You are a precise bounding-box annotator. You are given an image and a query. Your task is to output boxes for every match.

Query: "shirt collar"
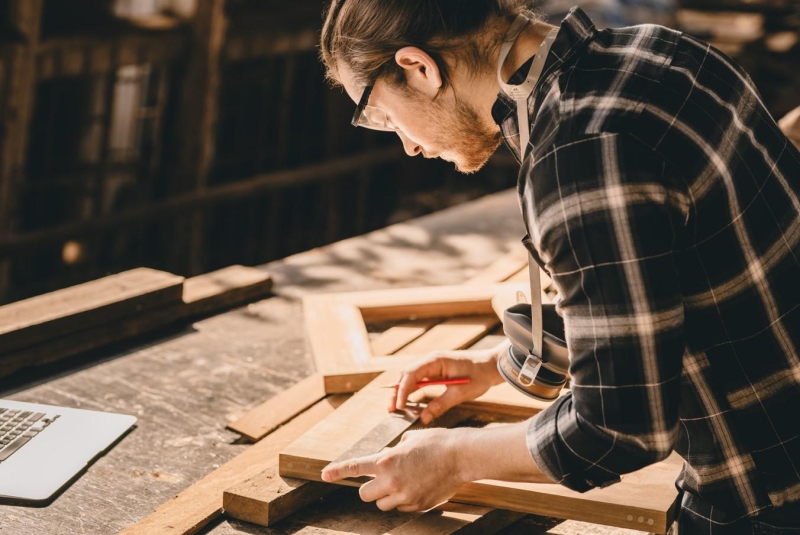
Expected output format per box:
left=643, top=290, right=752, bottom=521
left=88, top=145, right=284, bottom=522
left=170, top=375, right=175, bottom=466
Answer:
left=491, top=7, right=596, bottom=126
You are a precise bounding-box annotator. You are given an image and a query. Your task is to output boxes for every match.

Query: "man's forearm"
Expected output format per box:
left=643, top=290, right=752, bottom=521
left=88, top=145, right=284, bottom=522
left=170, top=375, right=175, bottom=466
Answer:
left=449, top=421, right=555, bottom=484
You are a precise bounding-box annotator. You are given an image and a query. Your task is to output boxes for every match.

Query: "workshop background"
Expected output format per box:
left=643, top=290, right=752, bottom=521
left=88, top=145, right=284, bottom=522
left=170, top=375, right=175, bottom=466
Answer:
left=0, top=0, right=798, bottom=305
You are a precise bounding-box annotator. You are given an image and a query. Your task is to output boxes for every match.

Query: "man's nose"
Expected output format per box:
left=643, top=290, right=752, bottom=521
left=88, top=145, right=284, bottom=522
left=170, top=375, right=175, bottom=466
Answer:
left=396, top=131, right=421, bottom=157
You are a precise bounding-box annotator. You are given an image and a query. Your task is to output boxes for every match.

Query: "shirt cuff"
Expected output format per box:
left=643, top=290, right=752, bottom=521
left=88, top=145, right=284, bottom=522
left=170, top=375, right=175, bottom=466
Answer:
left=526, top=393, right=623, bottom=492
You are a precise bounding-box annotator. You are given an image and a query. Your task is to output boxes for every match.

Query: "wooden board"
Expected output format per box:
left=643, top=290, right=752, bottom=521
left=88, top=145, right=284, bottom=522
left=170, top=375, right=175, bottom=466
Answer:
left=370, top=319, right=439, bottom=356
left=304, top=283, right=527, bottom=394
left=279, top=372, right=681, bottom=534
left=227, top=374, right=326, bottom=442
left=0, top=268, right=184, bottom=354
left=119, top=395, right=348, bottom=535
left=394, top=316, right=498, bottom=356
left=0, top=266, right=272, bottom=382
left=180, top=265, right=272, bottom=316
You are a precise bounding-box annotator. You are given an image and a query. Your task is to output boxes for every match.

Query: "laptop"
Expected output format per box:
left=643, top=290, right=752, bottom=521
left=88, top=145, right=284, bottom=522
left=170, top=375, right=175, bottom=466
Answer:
left=0, top=399, right=136, bottom=503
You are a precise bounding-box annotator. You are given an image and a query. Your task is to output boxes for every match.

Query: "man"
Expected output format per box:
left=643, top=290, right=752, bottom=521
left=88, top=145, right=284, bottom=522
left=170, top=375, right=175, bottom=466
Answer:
left=317, top=1, right=800, bottom=532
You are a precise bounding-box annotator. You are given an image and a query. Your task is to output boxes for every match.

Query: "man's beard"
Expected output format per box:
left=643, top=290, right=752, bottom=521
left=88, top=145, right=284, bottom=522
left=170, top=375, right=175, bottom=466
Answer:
left=429, top=95, right=502, bottom=174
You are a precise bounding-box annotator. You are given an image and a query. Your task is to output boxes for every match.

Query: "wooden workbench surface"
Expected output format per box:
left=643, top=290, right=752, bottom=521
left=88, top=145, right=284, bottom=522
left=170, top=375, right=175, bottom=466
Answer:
left=0, top=190, right=648, bottom=535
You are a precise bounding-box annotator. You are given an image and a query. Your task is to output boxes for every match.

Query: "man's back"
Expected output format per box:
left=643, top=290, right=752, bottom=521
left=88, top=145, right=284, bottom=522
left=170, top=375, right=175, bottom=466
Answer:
left=498, top=8, right=800, bottom=531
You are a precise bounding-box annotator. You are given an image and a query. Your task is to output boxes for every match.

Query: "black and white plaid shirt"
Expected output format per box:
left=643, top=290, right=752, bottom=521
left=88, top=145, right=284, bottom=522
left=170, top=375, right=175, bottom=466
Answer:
left=492, top=8, right=800, bottom=532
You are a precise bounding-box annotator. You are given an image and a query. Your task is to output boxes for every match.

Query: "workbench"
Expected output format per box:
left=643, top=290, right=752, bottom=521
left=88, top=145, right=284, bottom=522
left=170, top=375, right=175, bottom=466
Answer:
left=0, top=190, right=651, bottom=535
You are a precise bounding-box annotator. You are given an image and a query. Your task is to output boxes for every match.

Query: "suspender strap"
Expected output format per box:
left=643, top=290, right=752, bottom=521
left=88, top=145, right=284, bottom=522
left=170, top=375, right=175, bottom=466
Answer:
left=528, top=252, right=543, bottom=357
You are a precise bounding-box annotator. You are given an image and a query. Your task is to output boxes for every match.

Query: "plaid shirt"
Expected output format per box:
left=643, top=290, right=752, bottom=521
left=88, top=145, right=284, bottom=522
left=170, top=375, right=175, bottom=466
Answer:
left=492, top=8, right=800, bottom=531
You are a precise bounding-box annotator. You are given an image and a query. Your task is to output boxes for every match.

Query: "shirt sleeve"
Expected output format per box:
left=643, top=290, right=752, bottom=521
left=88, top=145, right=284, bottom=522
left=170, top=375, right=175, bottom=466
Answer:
left=522, top=133, right=688, bottom=492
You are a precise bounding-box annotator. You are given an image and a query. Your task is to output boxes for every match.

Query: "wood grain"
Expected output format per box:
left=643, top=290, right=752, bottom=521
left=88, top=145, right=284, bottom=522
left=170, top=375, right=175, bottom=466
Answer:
left=370, top=319, right=439, bottom=356
left=0, top=268, right=184, bottom=354
left=394, top=316, right=498, bottom=356
left=119, top=395, right=348, bottom=535
left=0, top=266, right=271, bottom=382
left=227, top=374, right=326, bottom=442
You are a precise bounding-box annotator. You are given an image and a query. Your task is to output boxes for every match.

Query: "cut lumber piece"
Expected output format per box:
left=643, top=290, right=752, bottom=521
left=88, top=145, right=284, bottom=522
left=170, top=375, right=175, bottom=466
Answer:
left=0, top=266, right=272, bottom=382
left=180, top=264, right=272, bottom=316
left=305, top=283, right=527, bottom=394
left=119, top=395, right=349, bottom=535
left=0, top=268, right=184, bottom=354
left=223, top=463, right=336, bottom=527
left=394, top=316, right=498, bottom=356
left=370, top=319, right=439, bottom=356
left=280, top=372, right=681, bottom=534
left=227, top=374, right=326, bottom=442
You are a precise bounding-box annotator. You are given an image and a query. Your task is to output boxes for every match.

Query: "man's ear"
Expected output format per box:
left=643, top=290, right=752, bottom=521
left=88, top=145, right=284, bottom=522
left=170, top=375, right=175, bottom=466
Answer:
left=395, top=46, right=442, bottom=96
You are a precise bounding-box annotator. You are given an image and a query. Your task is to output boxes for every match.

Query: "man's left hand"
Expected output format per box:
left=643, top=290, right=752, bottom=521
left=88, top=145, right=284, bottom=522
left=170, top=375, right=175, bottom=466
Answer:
left=321, top=427, right=466, bottom=512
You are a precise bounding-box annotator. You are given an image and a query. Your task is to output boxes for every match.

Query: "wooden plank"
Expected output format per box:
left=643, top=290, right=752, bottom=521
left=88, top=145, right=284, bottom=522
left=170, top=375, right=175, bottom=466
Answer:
left=227, top=374, right=326, bottom=442
left=0, top=0, right=43, bottom=303
left=0, top=268, right=184, bottom=354
left=394, top=316, right=498, bottom=356
left=370, top=319, right=439, bottom=356
left=464, top=250, right=527, bottom=285
left=223, top=463, right=337, bottom=527
left=119, top=395, right=348, bottom=535
left=0, top=266, right=272, bottom=381
left=181, top=264, right=272, bottom=316
left=169, top=0, right=227, bottom=275
left=280, top=372, right=681, bottom=534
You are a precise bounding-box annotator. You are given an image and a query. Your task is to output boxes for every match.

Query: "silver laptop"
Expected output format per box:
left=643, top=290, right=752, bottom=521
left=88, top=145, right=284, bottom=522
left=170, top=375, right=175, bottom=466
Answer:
left=0, top=399, right=136, bottom=503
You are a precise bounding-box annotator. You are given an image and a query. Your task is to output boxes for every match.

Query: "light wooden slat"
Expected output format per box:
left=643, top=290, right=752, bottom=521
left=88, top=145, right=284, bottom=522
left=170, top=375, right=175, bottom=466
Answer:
left=279, top=371, right=681, bottom=534
left=0, top=268, right=184, bottom=354
left=370, top=319, right=439, bottom=356
left=464, top=250, right=527, bottom=285
left=119, top=395, right=348, bottom=535
left=227, top=374, right=326, bottom=442
left=394, top=316, right=498, bottom=356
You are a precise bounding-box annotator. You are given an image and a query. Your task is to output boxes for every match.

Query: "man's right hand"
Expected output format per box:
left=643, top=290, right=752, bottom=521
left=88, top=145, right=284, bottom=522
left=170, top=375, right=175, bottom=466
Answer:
left=391, top=339, right=510, bottom=424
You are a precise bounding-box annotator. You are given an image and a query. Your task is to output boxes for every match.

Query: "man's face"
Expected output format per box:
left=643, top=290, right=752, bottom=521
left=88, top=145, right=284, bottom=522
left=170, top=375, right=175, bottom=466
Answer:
left=338, top=63, right=502, bottom=174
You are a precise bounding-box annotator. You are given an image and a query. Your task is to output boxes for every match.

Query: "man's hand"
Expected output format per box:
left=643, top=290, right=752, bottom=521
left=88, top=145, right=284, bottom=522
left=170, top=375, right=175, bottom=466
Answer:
left=321, top=427, right=465, bottom=512
left=321, top=422, right=553, bottom=513
left=391, top=341, right=509, bottom=424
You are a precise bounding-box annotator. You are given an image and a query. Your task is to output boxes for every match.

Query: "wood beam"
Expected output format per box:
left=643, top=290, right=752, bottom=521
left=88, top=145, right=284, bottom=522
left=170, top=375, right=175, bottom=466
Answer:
left=0, top=0, right=43, bottom=302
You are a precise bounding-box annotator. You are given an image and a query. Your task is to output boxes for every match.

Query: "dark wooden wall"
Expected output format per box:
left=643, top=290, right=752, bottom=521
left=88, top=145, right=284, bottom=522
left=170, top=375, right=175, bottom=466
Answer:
left=0, top=0, right=519, bottom=304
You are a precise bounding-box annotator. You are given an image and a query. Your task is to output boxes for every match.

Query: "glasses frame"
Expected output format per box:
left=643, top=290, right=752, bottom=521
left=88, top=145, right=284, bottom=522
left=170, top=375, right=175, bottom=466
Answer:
left=350, top=85, right=397, bottom=132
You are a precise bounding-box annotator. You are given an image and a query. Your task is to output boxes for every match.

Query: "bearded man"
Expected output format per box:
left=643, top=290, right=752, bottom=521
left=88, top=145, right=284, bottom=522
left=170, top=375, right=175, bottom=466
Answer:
left=317, top=1, right=800, bottom=532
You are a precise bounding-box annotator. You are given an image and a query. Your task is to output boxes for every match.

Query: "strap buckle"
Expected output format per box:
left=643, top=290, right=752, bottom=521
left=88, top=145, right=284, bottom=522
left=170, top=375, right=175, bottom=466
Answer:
left=518, top=353, right=543, bottom=386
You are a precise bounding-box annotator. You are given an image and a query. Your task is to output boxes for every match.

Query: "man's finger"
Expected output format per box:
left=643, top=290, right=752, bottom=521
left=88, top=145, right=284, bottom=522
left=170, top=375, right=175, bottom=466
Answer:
left=376, top=493, right=408, bottom=512
left=321, top=455, right=378, bottom=482
left=421, top=386, right=465, bottom=424
left=395, top=358, right=446, bottom=411
left=358, top=477, right=393, bottom=503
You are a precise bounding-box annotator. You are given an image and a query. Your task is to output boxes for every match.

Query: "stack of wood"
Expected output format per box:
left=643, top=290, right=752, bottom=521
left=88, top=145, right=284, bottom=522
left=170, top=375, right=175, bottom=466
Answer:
left=0, top=265, right=272, bottom=386
left=120, top=251, right=681, bottom=535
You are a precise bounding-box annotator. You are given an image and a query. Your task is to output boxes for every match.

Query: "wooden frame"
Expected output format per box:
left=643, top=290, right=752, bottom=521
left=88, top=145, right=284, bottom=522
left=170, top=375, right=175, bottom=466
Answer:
left=279, top=371, right=682, bottom=534
left=304, top=282, right=530, bottom=394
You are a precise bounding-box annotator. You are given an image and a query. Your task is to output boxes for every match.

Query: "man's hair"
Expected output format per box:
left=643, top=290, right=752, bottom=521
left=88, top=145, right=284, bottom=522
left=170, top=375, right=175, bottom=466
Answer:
left=320, top=0, right=536, bottom=91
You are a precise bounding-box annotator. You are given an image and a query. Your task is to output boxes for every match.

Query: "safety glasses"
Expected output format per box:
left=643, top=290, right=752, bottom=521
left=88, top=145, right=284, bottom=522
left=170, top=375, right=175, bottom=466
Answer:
left=351, top=85, right=397, bottom=132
